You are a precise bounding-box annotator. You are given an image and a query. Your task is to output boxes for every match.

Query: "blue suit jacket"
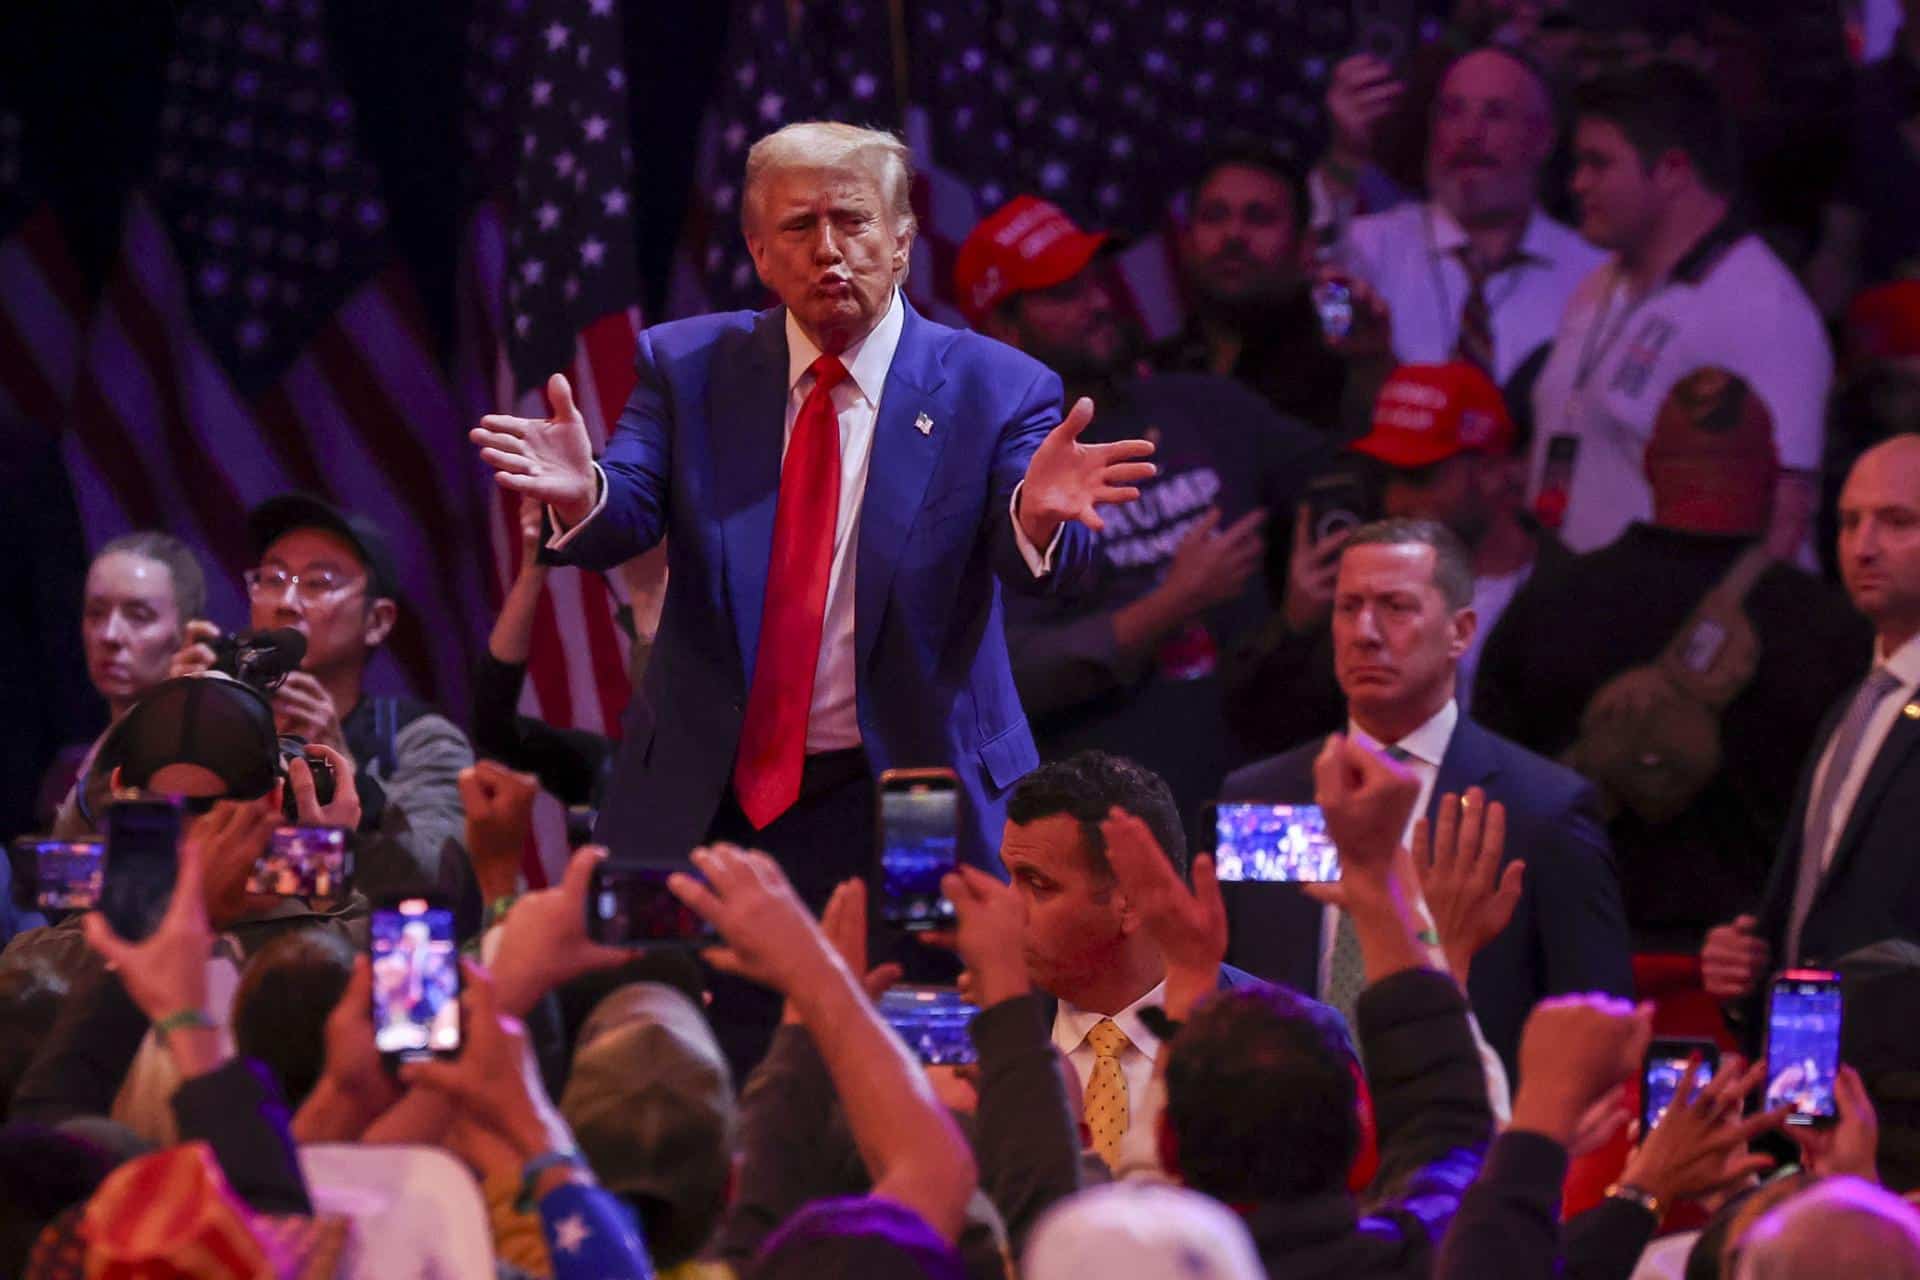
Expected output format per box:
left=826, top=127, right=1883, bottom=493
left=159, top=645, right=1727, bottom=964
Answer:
left=1218, top=715, right=1634, bottom=1079
left=551, top=297, right=1097, bottom=870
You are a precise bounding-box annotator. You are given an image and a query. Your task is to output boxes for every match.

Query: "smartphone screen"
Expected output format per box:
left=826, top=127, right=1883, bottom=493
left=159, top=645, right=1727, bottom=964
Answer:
left=585, top=863, right=711, bottom=946
left=879, top=985, right=980, bottom=1066
left=1304, top=471, right=1371, bottom=544
left=1207, top=803, right=1340, bottom=883
left=249, top=826, right=352, bottom=899
left=877, top=770, right=960, bottom=930
left=370, top=897, right=462, bottom=1063
left=101, top=800, right=183, bottom=942
left=1642, top=1038, right=1720, bottom=1133
left=9, top=838, right=105, bottom=913
left=1765, top=971, right=1844, bottom=1127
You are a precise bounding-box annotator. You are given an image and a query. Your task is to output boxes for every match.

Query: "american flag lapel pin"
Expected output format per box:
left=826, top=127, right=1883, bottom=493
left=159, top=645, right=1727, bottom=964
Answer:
left=914, top=411, right=934, bottom=436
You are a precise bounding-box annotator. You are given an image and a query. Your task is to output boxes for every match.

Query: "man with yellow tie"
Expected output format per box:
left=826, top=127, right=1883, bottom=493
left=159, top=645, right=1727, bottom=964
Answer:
left=996, top=750, right=1351, bottom=1173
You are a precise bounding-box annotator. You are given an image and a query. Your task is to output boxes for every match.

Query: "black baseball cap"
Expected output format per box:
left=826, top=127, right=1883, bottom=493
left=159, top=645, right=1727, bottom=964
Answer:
left=248, top=493, right=401, bottom=603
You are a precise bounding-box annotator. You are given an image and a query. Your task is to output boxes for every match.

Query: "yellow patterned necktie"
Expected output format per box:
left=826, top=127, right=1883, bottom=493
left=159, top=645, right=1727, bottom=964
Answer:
left=1084, top=1018, right=1131, bottom=1170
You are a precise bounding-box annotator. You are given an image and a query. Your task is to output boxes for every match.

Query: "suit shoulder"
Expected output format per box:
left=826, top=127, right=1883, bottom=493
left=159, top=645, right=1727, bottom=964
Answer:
left=637, top=309, right=762, bottom=357
left=1477, top=722, right=1595, bottom=814
left=941, top=324, right=1055, bottom=386
left=1220, top=739, right=1325, bottom=801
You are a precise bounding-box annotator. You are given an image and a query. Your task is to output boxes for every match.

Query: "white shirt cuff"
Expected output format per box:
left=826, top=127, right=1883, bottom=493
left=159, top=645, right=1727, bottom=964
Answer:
left=1010, top=480, right=1063, bottom=578
left=544, top=462, right=608, bottom=551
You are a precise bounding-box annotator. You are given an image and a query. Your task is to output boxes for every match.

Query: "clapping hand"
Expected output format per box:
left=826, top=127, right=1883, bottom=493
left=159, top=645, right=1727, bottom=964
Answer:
left=1413, top=788, right=1521, bottom=983
left=471, top=373, right=599, bottom=528
left=1100, top=807, right=1227, bottom=1020
left=1017, top=398, right=1156, bottom=545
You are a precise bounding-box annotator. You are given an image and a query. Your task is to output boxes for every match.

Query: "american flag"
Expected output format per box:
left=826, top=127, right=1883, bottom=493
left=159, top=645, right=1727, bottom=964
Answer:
left=41, top=0, right=490, bottom=711
left=459, top=0, right=645, bottom=885
left=674, top=0, right=1372, bottom=335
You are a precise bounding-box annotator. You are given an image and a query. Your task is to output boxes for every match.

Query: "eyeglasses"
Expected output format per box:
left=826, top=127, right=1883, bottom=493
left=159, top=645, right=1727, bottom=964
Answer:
left=243, top=566, right=364, bottom=605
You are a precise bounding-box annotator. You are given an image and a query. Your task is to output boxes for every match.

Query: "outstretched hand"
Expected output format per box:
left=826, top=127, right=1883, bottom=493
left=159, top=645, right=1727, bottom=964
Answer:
left=1017, top=398, right=1156, bottom=546
left=1413, top=788, right=1521, bottom=983
left=470, top=373, right=598, bottom=527
left=1100, top=807, right=1227, bottom=1019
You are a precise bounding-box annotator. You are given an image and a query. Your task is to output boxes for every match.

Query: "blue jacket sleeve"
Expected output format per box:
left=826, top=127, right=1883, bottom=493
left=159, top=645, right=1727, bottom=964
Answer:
left=547, top=328, right=674, bottom=570
left=1533, top=782, right=1636, bottom=1001
left=988, top=363, right=1098, bottom=597
left=539, top=1181, right=654, bottom=1280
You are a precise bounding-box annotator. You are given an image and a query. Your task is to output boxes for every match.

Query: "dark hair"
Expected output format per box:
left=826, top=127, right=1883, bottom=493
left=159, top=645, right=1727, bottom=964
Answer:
left=754, top=1196, right=967, bottom=1280
left=1573, top=61, right=1738, bottom=195
left=1340, top=518, right=1476, bottom=609
left=95, top=531, right=208, bottom=623
left=1005, top=750, right=1187, bottom=878
left=231, top=927, right=355, bottom=1107
left=1185, top=138, right=1310, bottom=237
left=1164, top=985, right=1360, bottom=1201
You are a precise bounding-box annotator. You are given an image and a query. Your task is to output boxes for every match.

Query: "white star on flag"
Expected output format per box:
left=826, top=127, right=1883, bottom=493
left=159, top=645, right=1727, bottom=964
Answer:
left=553, top=1213, right=592, bottom=1254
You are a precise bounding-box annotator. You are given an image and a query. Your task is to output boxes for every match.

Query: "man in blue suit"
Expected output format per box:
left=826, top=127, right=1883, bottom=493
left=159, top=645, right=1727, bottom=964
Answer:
left=470, top=123, right=1154, bottom=905
left=1219, top=518, right=1632, bottom=1079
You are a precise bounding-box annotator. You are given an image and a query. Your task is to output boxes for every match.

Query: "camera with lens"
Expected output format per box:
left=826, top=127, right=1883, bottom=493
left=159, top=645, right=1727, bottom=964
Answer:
left=208, top=628, right=335, bottom=819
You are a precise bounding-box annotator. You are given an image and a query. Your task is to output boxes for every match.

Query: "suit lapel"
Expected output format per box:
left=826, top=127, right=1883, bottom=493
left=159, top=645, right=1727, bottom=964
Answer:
left=1818, top=706, right=1920, bottom=896
left=713, top=309, right=791, bottom=684
left=854, top=299, right=952, bottom=671
left=1431, top=715, right=1501, bottom=820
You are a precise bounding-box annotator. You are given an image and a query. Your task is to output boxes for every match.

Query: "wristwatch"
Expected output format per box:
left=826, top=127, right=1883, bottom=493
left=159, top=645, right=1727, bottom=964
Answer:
left=1604, top=1181, right=1664, bottom=1222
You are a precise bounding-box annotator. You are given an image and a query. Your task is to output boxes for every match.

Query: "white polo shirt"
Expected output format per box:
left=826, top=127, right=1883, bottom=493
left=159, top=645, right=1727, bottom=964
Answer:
left=1527, top=223, right=1832, bottom=554
left=1343, top=201, right=1607, bottom=386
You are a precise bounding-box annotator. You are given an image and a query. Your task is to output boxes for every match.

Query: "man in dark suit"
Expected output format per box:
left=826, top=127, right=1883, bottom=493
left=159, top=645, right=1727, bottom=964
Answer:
left=989, top=751, right=1347, bottom=1176
left=1703, top=437, right=1920, bottom=1016
left=1220, top=518, right=1633, bottom=1079
left=468, top=122, right=1154, bottom=904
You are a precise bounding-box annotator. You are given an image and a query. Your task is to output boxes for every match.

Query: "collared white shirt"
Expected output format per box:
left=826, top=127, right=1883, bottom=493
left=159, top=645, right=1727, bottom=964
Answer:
left=1319, top=700, right=1459, bottom=995
left=1805, top=633, right=1920, bottom=875
left=1527, top=232, right=1831, bottom=555
left=553, top=288, right=1055, bottom=753
left=1343, top=201, right=1606, bottom=386
left=1054, top=977, right=1169, bottom=1178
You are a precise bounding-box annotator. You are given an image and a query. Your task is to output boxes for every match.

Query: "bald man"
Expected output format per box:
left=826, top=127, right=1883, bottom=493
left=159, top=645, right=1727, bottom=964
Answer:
left=1736, top=1178, right=1920, bottom=1280
left=1702, top=437, right=1920, bottom=1014
left=1333, top=46, right=1605, bottom=386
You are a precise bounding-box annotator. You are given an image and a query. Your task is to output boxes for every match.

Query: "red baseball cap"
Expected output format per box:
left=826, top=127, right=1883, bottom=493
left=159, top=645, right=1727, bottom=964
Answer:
left=1844, top=281, right=1920, bottom=369
left=952, top=195, right=1109, bottom=325
left=1351, top=362, right=1515, bottom=469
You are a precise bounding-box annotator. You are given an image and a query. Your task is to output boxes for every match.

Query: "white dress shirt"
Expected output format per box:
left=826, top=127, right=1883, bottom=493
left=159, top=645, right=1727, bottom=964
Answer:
left=1804, top=633, right=1920, bottom=874
left=1054, top=978, right=1170, bottom=1179
left=552, top=288, right=1056, bottom=753
left=1343, top=202, right=1606, bottom=386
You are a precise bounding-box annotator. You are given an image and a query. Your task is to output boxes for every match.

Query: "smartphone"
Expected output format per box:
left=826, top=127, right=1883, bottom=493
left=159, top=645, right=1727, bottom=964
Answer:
left=1764, top=970, right=1844, bottom=1128
left=1202, top=803, right=1341, bottom=883
left=1641, top=1037, right=1721, bottom=1133
left=1352, top=0, right=1417, bottom=67
left=1311, top=278, right=1355, bottom=342
left=565, top=805, right=599, bottom=851
left=880, top=985, right=980, bottom=1066
left=9, top=837, right=105, bottom=913
left=1303, top=470, right=1372, bottom=545
left=876, top=768, right=961, bottom=931
left=585, top=862, right=712, bottom=947
left=249, top=826, right=353, bottom=899
left=100, top=799, right=183, bottom=943
left=369, top=896, right=463, bottom=1065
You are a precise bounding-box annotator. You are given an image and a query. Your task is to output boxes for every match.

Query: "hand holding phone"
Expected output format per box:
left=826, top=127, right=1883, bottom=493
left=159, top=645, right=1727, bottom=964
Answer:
left=1765, top=971, right=1844, bottom=1127
left=876, top=769, right=961, bottom=931
left=1203, top=803, right=1340, bottom=882
left=370, top=896, right=463, bottom=1066
left=1641, top=1037, right=1721, bottom=1134
left=10, top=837, right=105, bottom=914
left=100, top=800, right=184, bottom=943
left=586, top=861, right=714, bottom=947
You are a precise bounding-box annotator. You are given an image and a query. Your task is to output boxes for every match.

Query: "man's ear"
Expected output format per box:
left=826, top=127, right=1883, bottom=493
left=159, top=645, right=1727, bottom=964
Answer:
left=363, top=598, right=398, bottom=648
left=1448, top=606, right=1478, bottom=662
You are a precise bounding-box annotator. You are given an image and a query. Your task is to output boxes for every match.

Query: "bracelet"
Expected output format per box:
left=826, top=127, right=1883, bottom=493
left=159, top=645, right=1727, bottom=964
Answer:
left=516, top=1149, right=586, bottom=1214
left=1416, top=928, right=1442, bottom=947
left=1604, top=1181, right=1664, bottom=1222
left=155, top=1008, right=218, bottom=1042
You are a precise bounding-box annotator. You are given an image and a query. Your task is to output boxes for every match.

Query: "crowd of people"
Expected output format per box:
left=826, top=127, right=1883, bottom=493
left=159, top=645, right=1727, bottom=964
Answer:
left=8, top=3, right=1920, bottom=1277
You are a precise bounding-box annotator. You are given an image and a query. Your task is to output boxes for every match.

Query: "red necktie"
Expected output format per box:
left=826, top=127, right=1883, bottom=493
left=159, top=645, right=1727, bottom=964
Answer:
left=732, top=353, right=849, bottom=828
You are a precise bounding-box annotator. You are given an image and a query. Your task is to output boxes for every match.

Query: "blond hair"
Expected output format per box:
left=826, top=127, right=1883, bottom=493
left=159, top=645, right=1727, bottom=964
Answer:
left=741, top=121, right=916, bottom=241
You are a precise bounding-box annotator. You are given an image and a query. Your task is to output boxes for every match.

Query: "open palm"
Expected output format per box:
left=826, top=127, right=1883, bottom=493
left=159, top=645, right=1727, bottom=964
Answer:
left=1018, top=397, right=1156, bottom=543
left=469, top=373, right=598, bottom=524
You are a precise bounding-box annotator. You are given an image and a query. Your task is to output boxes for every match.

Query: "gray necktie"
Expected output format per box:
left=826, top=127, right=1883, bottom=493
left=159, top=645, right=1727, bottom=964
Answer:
left=1325, top=744, right=1414, bottom=1025
left=1786, top=667, right=1902, bottom=965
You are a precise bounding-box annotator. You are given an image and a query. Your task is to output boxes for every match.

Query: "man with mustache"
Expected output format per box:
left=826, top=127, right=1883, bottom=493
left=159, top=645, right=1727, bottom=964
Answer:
left=1331, top=46, right=1603, bottom=391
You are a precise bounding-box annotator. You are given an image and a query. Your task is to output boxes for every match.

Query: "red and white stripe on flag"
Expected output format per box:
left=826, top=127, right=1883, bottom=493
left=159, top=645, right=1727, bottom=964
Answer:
left=0, top=205, right=88, bottom=434
left=460, top=197, right=637, bottom=889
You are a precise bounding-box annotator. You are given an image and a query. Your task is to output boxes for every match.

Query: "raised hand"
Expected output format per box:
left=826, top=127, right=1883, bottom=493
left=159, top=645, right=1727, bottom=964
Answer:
left=489, top=845, right=630, bottom=1017
left=1283, top=503, right=1350, bottom=633
left=935, top=865, right=1030, bottom=1009
left=1017, top=398, right=1156, bottom=545
left=287, top=743, right=361, bottom=831
left=668, top=843, right=843, bottom=996
left=1100, top=807, right=1227, bottom=1019
left=460, top=760, right=541, bottom=903
left=273, top=672, right=347, bottom=753
left=1162, top=508, right=1268, bottom=617
left=1311, top=734, right=1420, bottom=886
left=1791, top=1064, right=1880, bottom=1181
left=470, top=373, right=598, bottom=528
left=1324, top=53, right=1404, bottom=173
left=1510, top=994, right=1653, bottom=1146
left=1413, top=788, right=1521, bottom=983
left=169, top=618, right=223, bottom=679
left=1620, top=1054, right=1786, bottom=1210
